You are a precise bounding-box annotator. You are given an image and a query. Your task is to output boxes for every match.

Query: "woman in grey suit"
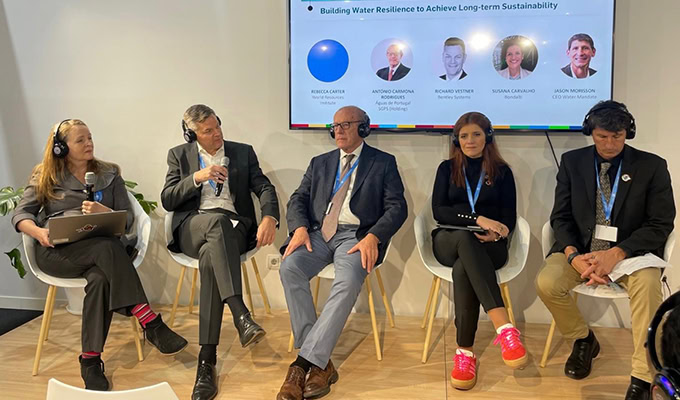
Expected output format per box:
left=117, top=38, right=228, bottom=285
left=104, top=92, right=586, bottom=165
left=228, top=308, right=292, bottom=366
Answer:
left=12, top=119, right=188, bottom=391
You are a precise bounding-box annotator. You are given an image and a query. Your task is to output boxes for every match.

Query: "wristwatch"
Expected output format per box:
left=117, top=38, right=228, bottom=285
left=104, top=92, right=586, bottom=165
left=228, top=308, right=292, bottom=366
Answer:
left=567, top=251, right=580, bottom=265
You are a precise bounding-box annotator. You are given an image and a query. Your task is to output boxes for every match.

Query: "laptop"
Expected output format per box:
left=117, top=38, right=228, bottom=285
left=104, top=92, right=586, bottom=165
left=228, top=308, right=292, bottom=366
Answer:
left=48, top=211, right=127, bottom=245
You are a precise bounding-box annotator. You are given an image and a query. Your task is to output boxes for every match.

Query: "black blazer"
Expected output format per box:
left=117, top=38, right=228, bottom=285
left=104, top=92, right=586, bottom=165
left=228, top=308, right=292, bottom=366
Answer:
left=161, top=140, right=279, bottom=252
left=549, top=145, right=675, bottom=257
left=376, top=64, right=411, bottom=81
left=439, top=70, right=468, bottom=80
left=281, top=143, right=407, bottom=264
left=561, top=64, right=597, bottom=77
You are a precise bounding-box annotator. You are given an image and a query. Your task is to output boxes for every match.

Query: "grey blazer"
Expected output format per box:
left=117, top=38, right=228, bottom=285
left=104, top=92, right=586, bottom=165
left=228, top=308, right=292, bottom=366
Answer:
left=12, top=164, right=133, bottom=232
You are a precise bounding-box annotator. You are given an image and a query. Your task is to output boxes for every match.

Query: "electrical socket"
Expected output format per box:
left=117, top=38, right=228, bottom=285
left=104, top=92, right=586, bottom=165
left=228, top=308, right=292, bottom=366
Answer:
left=267, top=254, right=281, bottom=270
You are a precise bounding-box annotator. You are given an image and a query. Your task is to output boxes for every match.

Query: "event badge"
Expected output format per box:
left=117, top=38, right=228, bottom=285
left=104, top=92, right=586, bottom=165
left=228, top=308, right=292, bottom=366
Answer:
left=594, top=224, right=617, bottom=242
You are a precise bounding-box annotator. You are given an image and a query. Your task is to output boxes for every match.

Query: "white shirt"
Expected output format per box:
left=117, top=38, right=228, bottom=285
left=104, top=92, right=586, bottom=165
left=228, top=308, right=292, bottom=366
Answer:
left=337, top=142, right=363, bottom=225
left=570, top=64, right=591, bottom=79
left=443, top=70, right=464, bottom=81
left=193, top=142, right=237, bottom=213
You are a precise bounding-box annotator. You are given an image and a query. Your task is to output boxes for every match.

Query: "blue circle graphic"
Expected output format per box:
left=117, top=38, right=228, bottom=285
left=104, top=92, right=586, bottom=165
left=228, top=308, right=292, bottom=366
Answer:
left=307, top=40, right=349, bottom=83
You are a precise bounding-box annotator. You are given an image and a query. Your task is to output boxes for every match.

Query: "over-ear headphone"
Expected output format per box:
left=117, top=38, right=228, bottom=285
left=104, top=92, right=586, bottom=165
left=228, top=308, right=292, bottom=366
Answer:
left=182, top=115, right=222, bottom=143
left=647, top=291, right=680, bottom=400
left=52, top=119, right=71, bottom=158
left=452, top=115, right=494, bottom=148
left=582, top=101, right=637, bottom=139
left=329, top=112, right=371, bottom=139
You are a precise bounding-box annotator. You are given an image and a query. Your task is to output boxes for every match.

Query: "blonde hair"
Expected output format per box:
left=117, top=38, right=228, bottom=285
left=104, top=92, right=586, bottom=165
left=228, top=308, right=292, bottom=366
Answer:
left=30, top=119, right=118, bottom=204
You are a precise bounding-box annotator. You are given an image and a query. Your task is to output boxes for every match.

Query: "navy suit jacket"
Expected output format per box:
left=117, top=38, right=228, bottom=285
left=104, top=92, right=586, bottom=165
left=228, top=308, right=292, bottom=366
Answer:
left=281, top=143, right=407, bottom=264
left=161, top=140, right=279, bottom=252
left=549, top=145, right=674, bottom=258
left=376, top=64, right=411, bottom=81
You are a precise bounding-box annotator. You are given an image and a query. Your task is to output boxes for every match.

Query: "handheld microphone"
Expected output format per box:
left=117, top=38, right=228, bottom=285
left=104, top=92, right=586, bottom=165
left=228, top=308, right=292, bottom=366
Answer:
left=85, top=172, right=96, bottom=201
left=215, top=156, right=230, bottom=197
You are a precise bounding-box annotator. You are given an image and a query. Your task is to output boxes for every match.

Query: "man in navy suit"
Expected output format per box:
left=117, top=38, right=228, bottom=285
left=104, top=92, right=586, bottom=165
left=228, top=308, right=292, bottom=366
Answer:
left=276, top=106, right=407, bottom=400
left=376, top=43, right=411, bottom=81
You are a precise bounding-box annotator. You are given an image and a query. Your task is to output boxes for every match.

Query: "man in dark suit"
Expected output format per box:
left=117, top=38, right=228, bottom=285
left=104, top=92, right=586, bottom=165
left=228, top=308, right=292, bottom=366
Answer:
left=276, top=106, right=407, bottom=400
left=161, top=104, right=279, bottom=400
left=376, top=43, right=411, bottom=81
left=536, top=101, right=675, bottom=400
left=561, top=33, right=597, bottom=79
left=439, top=37, right=468, bottom=81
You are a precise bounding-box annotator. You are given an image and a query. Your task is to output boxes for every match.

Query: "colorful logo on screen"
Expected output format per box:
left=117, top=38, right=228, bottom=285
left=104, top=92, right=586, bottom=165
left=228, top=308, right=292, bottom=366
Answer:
left=76, top=224, right=98, bottom=233
left=307, top=39, right=349, bottom=82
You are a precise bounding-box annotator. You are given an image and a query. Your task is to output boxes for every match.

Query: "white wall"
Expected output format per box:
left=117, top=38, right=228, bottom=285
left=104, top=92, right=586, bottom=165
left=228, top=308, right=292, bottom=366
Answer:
left=0, top=0, right=678, bottom=329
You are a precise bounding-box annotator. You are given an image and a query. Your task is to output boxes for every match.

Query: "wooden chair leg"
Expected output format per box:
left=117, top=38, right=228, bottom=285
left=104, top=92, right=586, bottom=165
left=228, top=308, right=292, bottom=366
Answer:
left=188, top=269, right=198, bottom=315
left=33, top=285, right=56, bottom=376
left=540, top=318, right=557, bottom=368
left=242, top=262, right=255, bottom=317
left=421, top=276, right=437, bottom=329
left=130, top=318, right=144, bottom=362
left=287, top=331, right=295, bottom=353
left=500, top=283, right=516, bottom=327
left=251, top=258, right=271, bottom=315
left=169, top=266, right=187, bottom=328
left=422, top=277, right=442, bottom=364
left=374, top=269, right=395, bottom=328
left=43, top=286, right=58, bottom=342
left=366, top=275, right=382, bottom=361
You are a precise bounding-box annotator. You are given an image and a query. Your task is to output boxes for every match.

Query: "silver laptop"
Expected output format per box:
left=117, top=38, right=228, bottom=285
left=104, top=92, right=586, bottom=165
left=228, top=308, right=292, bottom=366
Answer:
left=48, top=211, right=127, bottom=245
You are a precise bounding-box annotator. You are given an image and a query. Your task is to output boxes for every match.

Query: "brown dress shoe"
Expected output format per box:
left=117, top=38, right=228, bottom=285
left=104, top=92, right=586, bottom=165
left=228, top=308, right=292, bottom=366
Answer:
left=277, top=365, right=306, bottom=400
left=304, top=360, right=339, bottom=399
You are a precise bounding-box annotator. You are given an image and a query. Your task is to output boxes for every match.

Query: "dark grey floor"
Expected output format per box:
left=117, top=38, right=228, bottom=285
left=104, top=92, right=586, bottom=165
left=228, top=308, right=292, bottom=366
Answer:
left=0, top=308, right=42, bottom=336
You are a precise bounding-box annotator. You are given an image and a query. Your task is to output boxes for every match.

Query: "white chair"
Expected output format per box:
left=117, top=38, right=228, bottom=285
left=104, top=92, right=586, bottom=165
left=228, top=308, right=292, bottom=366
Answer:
left=415, top=197, right=530, bottom=363
left=27, top=192, right=150, bottom=376
left=286, top=243, right=395, bottom=361
left=538, top=222, right=676, bottom=367
left=46, top=378, right=179, bottom=399
left=164, top=211, right=272, bottom=328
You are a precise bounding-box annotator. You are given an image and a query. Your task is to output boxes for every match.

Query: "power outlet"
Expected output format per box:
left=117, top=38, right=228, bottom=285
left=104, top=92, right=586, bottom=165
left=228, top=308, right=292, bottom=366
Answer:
left=267, top=254, right=281, bottom=270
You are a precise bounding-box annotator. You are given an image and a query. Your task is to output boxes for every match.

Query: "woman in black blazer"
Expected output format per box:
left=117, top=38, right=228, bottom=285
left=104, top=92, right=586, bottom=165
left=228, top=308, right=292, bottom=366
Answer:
left=12, top=119, right=187, bottom=391
left=431, top=112, right=527, bottom=390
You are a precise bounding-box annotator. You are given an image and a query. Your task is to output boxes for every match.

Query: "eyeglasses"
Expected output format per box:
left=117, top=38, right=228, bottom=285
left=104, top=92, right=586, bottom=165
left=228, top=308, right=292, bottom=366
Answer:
left=330, top=120, right=363, bottom=131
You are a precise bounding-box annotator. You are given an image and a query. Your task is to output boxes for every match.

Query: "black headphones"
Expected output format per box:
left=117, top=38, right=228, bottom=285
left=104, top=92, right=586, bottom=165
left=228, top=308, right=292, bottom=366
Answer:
left=182, top=115, right=222, bottom=143
left=582, top=101, right=637, bottom=139
left=452, top=114, right=494, bottom=148
left=647, top=291, right=680, bottom=400
left=329, top=112, right=371, bottom=139
left=52, top=119, right=71, bottom=158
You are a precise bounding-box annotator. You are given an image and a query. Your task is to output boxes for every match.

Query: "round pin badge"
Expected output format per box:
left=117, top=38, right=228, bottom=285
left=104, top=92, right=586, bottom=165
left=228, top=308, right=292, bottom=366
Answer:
left=94, top=191, right=103, bottom=202
left=621, top=174, right=631, bottom=182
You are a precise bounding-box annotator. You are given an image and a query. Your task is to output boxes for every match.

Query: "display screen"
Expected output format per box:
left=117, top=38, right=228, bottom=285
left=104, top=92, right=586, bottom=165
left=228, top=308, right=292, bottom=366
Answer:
left=289, top=0, right=615, bottom=131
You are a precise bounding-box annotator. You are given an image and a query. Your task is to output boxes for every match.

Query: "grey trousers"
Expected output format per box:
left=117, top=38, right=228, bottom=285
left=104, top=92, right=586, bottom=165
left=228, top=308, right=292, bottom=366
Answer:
left=280, top=227, right=368, bottom=369
left=177, top=210, right=249, bottom=345
left=36, top=237, right=148, bottom=353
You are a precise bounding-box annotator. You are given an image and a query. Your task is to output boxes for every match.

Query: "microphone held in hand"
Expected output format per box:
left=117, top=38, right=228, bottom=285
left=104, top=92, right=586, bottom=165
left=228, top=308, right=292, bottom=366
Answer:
left=84, top=172, right=96, bottom=201
left=215, top=156, right=230, bottom=197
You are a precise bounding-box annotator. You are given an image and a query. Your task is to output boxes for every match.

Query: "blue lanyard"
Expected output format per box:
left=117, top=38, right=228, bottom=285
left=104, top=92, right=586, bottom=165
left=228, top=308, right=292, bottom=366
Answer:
left=595, top=159, right=622, bottom=223
left=332, top=156, right=360, bottom=196
left=198, top=154, right=217, bottom=191
left=463, top=167, right=484, bottom=214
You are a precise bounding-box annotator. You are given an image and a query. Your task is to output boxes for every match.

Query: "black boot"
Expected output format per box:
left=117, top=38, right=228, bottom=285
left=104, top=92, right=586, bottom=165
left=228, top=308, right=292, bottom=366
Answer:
left=79, top=355, right=109, bottom=391
left=144, top=314, right=188, bottom=355
left=564, top=330, right=600, bottom=379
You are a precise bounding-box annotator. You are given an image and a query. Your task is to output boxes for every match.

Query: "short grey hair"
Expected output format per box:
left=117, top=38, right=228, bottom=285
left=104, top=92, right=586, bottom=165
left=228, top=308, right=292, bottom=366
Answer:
left=183, top=104, right=216, bottom=131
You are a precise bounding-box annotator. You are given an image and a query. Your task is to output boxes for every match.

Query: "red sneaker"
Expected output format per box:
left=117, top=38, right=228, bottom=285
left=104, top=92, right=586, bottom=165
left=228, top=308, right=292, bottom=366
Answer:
left=450, top=350, right=477, bottom=390
left=493, top=326, right=528, bottom=369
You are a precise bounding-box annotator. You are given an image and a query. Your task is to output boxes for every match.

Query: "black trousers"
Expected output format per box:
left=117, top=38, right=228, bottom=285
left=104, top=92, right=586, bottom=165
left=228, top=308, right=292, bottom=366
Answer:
left=432, top=229, right=508, bottom=348
left=177, top=210, right=250, bottom=345
left=36, top=237, right=148, bottom=353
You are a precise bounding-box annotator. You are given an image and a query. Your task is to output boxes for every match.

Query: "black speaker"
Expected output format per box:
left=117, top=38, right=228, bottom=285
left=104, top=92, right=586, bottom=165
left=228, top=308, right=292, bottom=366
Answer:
left=582, top=101, right=636, bottom=139
left=182, top=115, right=222, bottom=143
left=330, top=112, right=371, bottom=139
left=647, top=291, right=680, bottom=400
left=52, top=119, right=71, bottom=158
left=453, top=117, right=494, bottom=148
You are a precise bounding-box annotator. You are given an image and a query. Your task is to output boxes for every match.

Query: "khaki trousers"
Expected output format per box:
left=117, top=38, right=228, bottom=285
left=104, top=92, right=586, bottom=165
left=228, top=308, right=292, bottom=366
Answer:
left=535, top=253, right=662, bottom=382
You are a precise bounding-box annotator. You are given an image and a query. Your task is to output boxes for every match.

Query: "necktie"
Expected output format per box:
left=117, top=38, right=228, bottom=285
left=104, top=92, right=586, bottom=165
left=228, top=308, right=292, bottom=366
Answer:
left=388, top=68, right=394, bottom=81
left=321, top=154, right=355, bottom=242
left=590, top=162, right=612, bottom=251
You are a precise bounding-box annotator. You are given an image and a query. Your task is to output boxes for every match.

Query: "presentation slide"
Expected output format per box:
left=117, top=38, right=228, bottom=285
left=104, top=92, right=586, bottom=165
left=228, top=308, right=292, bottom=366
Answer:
left=289, top=0, right=615, bottom=131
